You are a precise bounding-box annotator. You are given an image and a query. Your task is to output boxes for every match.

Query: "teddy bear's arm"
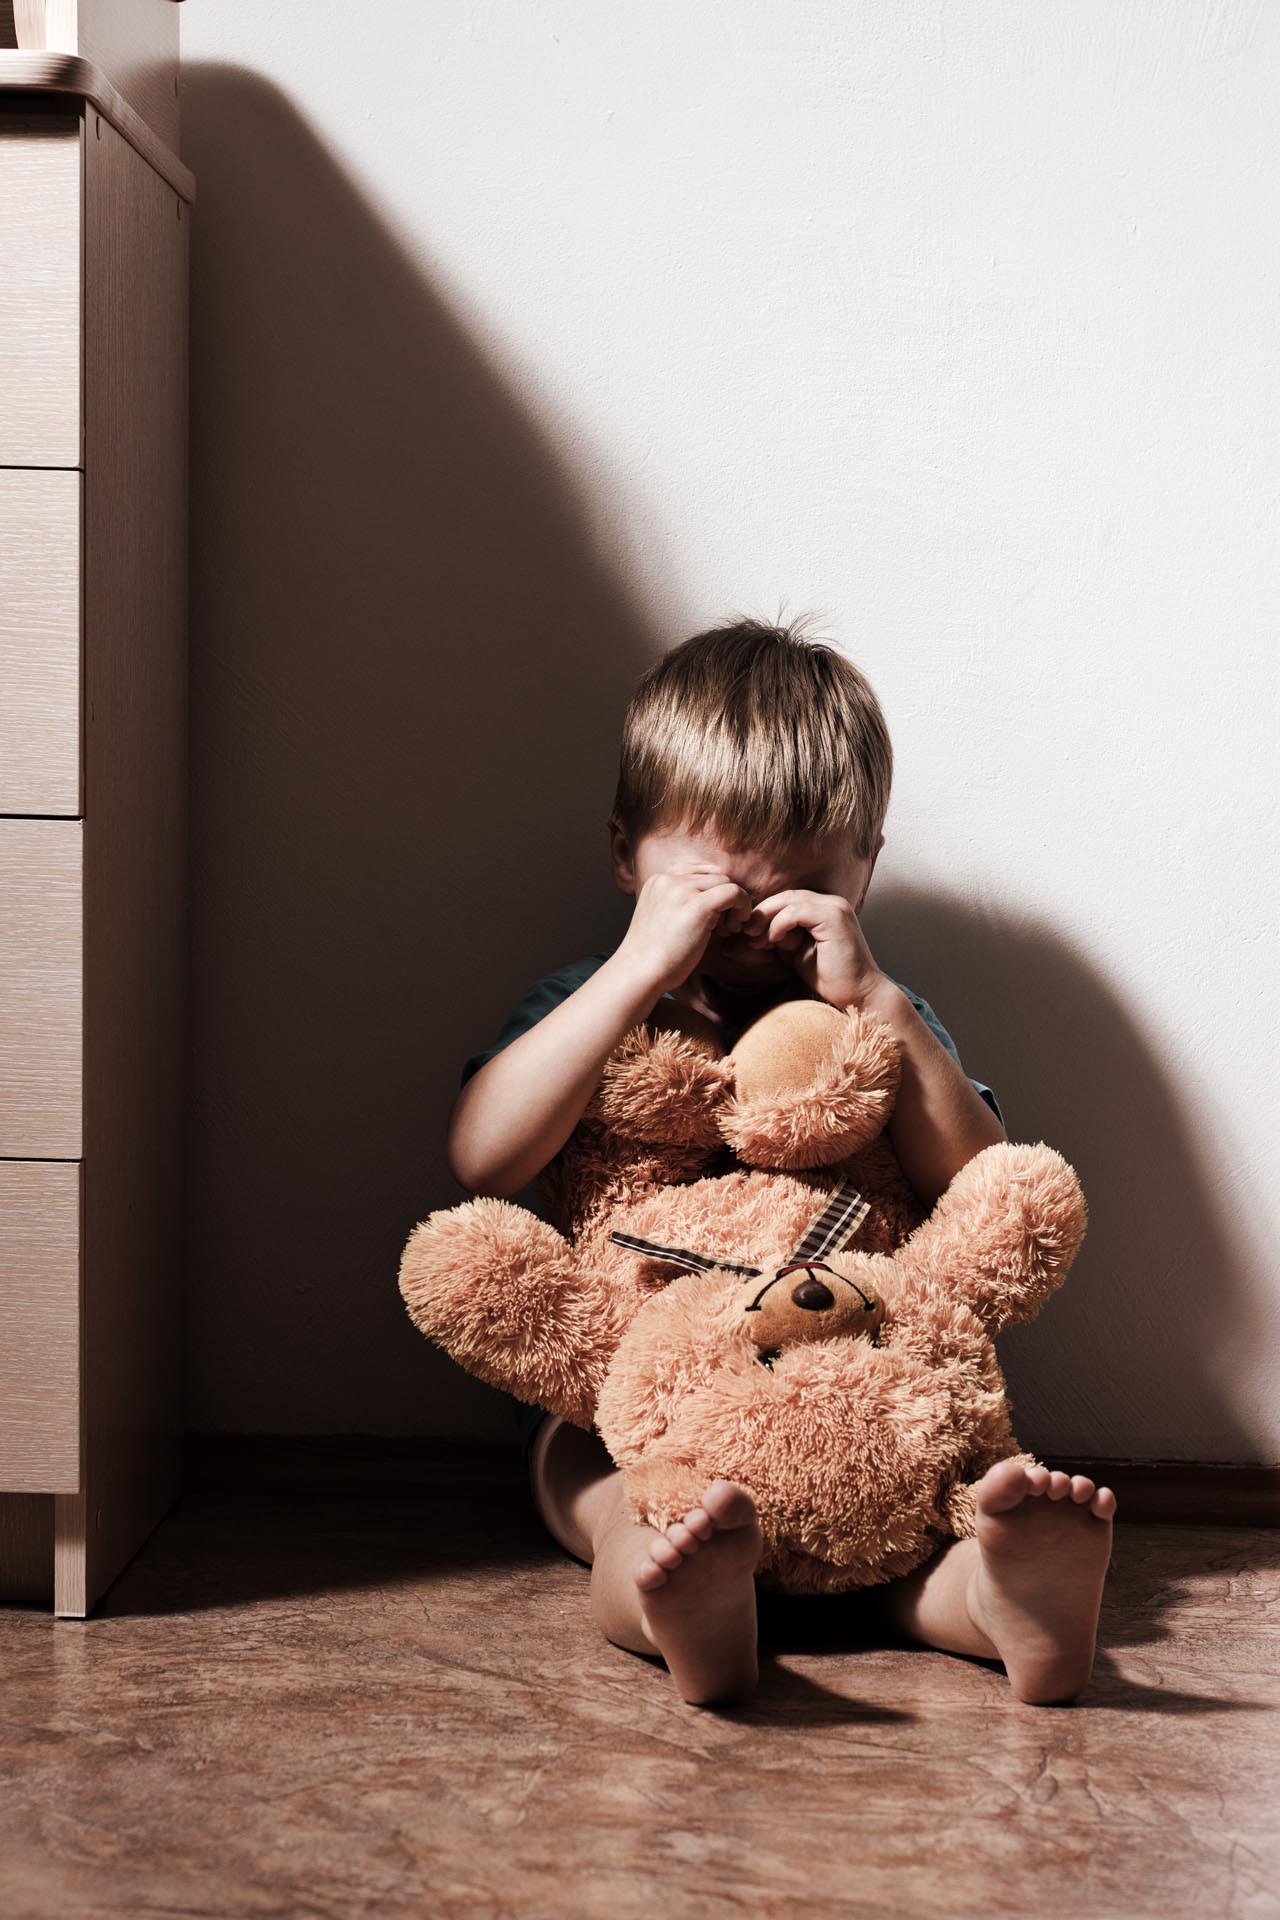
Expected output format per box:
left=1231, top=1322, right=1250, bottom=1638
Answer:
left=397, top=1196, right=634, bottom=1427
left=589, top=1024, right=733, bottom=1147
left=540, top=1026, right=735, bottom=1229
left=890, top=1141, right=1088, bottom=1332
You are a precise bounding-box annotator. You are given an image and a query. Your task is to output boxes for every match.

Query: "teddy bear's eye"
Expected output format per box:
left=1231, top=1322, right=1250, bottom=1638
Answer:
left=755, top=1347, right=781, bottom=1369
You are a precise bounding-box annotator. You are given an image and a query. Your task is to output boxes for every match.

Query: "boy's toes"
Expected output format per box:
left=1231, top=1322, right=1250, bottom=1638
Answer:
left=1059, top=1471, right=1117, bottom=1520
left=978, top=1459, right=1035, bottom=1513
left=700, top=1480, right=759, bottom=1529
left=666, top=1522, right=702, bottom=1556
left=1047, top=1470, right=1073, bottom=1499
left=634, top=1556, right=668, bottom=1591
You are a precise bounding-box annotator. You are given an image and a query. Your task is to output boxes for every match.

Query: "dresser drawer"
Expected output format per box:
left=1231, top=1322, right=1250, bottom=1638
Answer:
left=0, top=1160, right=80, bottom=1494
left=0, top=113, right=81, bottom=467
left=0, top=468, right=81, bottom=815
left=0, top=819, right=82, bottom=1157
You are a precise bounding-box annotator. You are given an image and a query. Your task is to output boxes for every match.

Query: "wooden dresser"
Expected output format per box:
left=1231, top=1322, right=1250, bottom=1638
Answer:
left=0, top=0, right=194, bottom=1614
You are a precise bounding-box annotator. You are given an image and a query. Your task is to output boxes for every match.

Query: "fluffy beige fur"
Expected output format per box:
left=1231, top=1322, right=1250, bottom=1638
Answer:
left=397, top=1001, right=1087, bottom=1592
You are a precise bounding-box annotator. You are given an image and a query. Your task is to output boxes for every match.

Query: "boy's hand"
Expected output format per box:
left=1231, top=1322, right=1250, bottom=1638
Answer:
left=744, top=889, right=890, bottom=1011
left=617, top=866, right=755, bottom=999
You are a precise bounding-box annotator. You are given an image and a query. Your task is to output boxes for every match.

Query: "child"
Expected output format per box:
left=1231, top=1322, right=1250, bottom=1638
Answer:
left=449, top=617, right=1115, bottom=1709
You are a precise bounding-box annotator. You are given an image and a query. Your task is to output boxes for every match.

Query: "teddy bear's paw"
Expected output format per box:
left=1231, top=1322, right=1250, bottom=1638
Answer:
left=720, top=1001, right=901, bottom=1170
left=589, top=1025, right=733, bottom=1148
left=894, top=1142, right=1088, bottom=1330
left=396, top=1198, right=619, bottom=1427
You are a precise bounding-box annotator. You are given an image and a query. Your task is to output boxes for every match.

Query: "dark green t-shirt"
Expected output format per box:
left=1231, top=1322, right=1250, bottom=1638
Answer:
left=460, top=952, right=1002, bottom=1455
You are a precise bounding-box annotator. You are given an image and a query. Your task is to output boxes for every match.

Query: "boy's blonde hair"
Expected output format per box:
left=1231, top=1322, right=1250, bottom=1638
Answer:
left=612, top=614, right=892, bottom=862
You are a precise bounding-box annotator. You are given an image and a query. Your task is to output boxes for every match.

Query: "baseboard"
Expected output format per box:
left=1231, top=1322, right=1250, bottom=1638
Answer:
left=180, top=1435, right=1280, bottom=1525
left=1066, top=1458, right=1280, bottom=1525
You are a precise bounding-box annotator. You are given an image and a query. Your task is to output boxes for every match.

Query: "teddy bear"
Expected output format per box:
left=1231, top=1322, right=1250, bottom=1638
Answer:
left=397, top=996, right=1088, bottom=1593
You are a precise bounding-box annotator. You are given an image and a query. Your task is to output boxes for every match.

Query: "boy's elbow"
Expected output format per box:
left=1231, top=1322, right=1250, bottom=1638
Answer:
left=446, top=1086, right=500, bottom=1194
left=445, top=1115, right=481, bottom=1193
left=446, top=1141, right=492, bottom=1195
left=446, top=1133, right=523, bottom=1199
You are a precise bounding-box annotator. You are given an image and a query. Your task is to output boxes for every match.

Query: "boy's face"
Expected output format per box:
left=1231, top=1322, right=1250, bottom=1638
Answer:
left=609, top=817, right=882, bottom=987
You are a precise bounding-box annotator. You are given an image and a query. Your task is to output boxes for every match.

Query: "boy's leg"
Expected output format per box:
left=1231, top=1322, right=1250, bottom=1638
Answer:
left=529, top=1415, right=762, bottom=1707
left=872, top=1459, right=1117, bottom=1704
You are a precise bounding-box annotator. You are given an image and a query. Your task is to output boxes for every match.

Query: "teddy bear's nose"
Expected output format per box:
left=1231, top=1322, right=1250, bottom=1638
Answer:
left=790, top=1276, right=835, bottom=1311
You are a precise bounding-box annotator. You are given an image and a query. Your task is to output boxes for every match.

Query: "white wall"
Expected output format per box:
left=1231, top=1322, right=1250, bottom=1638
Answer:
left=181, top=1, right=1280, bottom=1463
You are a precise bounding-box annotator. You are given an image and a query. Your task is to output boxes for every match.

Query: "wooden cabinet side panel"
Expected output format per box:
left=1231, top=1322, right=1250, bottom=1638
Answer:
left=68, top=106, right=187, bottom=1615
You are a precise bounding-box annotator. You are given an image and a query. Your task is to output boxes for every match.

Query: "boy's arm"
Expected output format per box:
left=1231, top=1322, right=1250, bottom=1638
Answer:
left=857, top=978, right=1007, bottom=1210
left=448, top=868, right=753, bottom=1196
left=447, top=952, right=662, bottom=1195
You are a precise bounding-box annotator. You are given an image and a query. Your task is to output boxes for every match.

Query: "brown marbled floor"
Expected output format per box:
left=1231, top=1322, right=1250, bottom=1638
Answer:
left=2, top=1439, right=1278, bottom=1920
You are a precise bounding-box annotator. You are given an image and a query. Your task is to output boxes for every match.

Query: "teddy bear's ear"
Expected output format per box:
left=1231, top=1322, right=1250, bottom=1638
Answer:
left=588, top=1025, right=733, bottom=1148
left=719, top=1002, right=901, bottom=1170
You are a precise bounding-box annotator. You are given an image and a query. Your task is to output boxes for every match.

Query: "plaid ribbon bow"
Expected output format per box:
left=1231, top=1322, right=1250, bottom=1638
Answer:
left=608, top=1176, right=871, bottom=1279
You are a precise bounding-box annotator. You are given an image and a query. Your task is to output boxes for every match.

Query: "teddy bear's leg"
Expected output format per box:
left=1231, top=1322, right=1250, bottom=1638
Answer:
left=891, top=1141, right=1088, bottom=1330
left=397, top=1197, right=630, bottom=1428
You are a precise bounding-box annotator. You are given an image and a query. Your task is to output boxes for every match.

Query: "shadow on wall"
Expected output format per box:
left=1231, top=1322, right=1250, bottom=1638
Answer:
left=182, top=65, right=643, bottom=1437
left=865, top=897, right=1273, bottom=1466
left=181, top=64, right=1269, bottom=1469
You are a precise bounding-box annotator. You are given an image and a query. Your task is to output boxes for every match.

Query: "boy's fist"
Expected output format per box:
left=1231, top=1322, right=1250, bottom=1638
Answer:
left=617, top=866, right=754, bottom=998
left=745, top=889, right=888, bottom=1011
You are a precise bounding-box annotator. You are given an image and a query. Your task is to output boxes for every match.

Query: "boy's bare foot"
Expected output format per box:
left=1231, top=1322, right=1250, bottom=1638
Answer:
left=967, top=1459, right=1117, bottom=1704
left=632, top=1480, right=762, bottom=1707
